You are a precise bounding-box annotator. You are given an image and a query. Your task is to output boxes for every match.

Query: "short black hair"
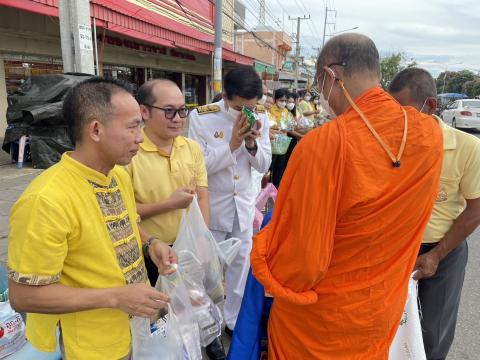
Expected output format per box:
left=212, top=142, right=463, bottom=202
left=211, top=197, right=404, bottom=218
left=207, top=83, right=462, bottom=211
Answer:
left=137, top=79, right=179, bottom=106
left=288, top=92, right=299, bottom=100
left=389, top=67, right=437, bottom=105
left=63, top=77, right=131, bottom=144
left=212, top=93, right=223, bottom=103
left=317, top=33, right=380, bottom=77
left=224, top=66, right=263, bottom=100
left=274, top=88, right=290, bottom=101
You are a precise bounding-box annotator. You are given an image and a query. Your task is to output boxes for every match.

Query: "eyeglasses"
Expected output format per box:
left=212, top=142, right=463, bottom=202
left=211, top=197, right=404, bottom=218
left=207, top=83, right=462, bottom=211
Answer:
left=145, top=104, right=189, bottom=119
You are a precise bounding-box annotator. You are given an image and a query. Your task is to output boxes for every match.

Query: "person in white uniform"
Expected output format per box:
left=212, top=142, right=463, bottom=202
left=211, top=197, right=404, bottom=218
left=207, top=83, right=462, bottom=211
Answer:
left=188, top=67, right=272, bottom=333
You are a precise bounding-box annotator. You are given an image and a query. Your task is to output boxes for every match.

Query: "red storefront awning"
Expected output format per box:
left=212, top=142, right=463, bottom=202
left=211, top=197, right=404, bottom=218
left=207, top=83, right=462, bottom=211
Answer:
left=0, top=0, right=255, bottom=65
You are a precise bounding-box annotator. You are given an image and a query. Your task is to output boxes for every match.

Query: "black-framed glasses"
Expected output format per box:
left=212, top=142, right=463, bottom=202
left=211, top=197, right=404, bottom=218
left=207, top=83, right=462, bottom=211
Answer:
left=145, top=104, right=189, bottom=119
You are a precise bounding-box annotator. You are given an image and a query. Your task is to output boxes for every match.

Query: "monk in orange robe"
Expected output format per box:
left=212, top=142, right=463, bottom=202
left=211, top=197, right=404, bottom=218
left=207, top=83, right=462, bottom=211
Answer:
left=250, top=33, right=443, bottom=359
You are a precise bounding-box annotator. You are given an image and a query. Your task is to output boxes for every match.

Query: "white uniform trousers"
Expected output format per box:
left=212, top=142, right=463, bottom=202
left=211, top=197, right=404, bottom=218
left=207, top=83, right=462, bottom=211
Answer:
left=210, top=210, right=253, bottom=330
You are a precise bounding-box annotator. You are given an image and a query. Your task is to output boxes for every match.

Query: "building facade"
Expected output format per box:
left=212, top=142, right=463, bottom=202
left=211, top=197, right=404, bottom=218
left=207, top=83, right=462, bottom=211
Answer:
left=0, top=0, right=254, bottom=136
left=234, top=26, right=292, bottom=87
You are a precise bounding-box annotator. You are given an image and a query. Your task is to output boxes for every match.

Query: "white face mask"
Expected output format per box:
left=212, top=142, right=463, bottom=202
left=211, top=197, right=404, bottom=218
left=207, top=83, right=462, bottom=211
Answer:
left=313, top=99, right=319, bottom=104
left=319, top=69, right=337, bottom=118
left=318, top=92, right=336, bottom=118
left=304, top=95, right=312, bottom=101
left=227, top=103, right=241, bottom=119
left=277, top=101, right=287, bottom=109
left=286, top=103, right=295, bottom=111
left=258, top=94, right=267, bottom=105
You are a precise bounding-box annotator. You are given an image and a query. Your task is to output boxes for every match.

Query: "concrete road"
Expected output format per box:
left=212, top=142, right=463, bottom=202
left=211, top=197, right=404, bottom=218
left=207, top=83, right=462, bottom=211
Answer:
left=448, top=129, right=480, bottom=360
left=448, top=227, right=480, bottom=360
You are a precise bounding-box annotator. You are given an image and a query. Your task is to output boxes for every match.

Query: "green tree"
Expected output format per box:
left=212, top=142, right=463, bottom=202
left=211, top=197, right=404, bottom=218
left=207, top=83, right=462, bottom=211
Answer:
left=471, top=79, right=480, bottom=98
left=436, top=70, right=475, bottom=94
left=380, top=53, right=417, bottom=89
left=380, top=53, right=402, bottom=89
left=463, top=80, right=477, bottom=97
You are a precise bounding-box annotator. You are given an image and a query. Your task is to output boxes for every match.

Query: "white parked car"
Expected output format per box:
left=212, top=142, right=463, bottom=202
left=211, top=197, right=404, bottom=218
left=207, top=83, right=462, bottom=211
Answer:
left=441, top=99, right=480, bottom=129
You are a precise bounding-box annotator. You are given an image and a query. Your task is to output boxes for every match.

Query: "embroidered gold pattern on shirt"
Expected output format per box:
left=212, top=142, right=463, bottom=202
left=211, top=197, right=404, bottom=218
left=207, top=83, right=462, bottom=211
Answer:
left=90, top=178, right=147, bottom=284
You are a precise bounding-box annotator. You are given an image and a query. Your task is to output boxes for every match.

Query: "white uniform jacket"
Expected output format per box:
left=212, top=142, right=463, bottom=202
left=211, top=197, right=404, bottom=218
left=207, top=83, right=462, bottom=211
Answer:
left=188, top=99, right=272, bottom=232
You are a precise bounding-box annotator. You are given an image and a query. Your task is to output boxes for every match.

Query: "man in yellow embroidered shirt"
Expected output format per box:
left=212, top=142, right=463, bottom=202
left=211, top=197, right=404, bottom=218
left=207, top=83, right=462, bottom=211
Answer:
left=7, top=78, right=177, bottom=360
left=390, top=68, right=480, bottom=360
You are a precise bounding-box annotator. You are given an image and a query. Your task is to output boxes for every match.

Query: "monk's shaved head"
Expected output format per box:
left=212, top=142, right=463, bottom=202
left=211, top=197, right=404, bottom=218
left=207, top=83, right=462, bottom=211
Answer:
left=317, top=33, right=380, bottom=78
left=389, top=68, right=437, bottom=108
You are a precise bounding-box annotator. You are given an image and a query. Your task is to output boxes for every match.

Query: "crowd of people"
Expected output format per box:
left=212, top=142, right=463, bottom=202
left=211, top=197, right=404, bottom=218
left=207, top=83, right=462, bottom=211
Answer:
left=6, top=32, right=480, bottom=360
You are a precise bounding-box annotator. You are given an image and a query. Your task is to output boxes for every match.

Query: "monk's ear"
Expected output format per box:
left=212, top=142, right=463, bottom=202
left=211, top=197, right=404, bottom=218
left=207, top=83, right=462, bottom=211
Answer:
left=427, top=98, right=437, bottom=115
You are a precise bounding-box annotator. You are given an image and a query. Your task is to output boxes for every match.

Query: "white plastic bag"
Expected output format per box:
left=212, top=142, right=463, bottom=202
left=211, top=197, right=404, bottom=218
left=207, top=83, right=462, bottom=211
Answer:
left=173, top=197, right=241, bottom=305
left=177, top=251, right=223, bottom=347
left=131, top=271, right=202, bottom=360
left=159, top=272, right=202, bottom=360
left=296, top=116, right=314, bottom=129
left=131, top=306, right=183, bottom=360
left=0, top=291, right=27, bottom=359
left=389, top=275, right=426, bottom=360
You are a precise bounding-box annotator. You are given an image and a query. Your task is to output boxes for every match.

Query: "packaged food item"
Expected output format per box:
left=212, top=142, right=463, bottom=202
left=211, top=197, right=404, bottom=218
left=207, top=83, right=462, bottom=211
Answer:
left=242, top=106, right=257, bottom=130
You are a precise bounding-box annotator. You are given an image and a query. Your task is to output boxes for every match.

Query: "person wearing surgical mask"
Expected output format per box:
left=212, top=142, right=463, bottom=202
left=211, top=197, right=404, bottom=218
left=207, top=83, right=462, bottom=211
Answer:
left=284, top=93, right=305, bottom=166
left=298, top=90, right=320, bottom=121
left=389, top=67, right=480, bottom=360
left=268, top=88, right=292, bottom=188
left=188, top=67, right=272, bottom=356
left=269, top=88, right=291, bottom=130
left=251, top=33, right=443, bottom=360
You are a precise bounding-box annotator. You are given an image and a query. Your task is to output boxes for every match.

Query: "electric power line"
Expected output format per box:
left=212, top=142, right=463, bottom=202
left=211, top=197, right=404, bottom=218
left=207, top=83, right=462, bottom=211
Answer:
left=242, top=0, right=283, bottom=31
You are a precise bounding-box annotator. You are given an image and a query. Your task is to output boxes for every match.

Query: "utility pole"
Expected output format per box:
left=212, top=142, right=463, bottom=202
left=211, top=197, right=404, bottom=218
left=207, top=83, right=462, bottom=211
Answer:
left=322, top=6, right=336, bottom=47
left=289, top=15, right=310, bottom=91
left=213, top=0, right=223, bottom=94
left=259, top=0, right=266, bottom=26
left=59, top=0, right=95, bottom=74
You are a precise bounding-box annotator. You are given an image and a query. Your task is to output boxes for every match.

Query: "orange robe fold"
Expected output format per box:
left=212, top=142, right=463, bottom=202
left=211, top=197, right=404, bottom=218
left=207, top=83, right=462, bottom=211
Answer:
left=251, top=87, right=443, bottom=359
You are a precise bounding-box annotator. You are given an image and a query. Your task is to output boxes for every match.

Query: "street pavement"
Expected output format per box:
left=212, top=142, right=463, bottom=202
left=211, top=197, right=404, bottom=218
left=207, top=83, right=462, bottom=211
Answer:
left=0, top=132, right=479, bottom=359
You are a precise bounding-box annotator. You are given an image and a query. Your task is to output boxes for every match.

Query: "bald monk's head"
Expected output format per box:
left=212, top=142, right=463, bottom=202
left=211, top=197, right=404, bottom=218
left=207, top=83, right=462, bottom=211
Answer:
left=316, top=33, right=381, bottom=116
left=389, top=68, right=438, bottom=115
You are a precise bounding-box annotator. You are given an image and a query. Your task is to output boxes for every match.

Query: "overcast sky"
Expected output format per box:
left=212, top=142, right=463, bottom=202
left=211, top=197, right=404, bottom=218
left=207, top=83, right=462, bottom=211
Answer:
left=247, top=0, right=480, bottom=77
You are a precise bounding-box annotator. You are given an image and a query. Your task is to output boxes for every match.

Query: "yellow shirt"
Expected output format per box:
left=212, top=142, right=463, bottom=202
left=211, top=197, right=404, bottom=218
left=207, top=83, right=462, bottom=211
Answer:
left=125, top=131, right=208, bottom=245
left=8, top=153, right=147, bottom=359
left=298, top=100, right=315, bottom=120
left=269, top=104, right=290, bottom=125
left=423, top=116, right=480, bottom=243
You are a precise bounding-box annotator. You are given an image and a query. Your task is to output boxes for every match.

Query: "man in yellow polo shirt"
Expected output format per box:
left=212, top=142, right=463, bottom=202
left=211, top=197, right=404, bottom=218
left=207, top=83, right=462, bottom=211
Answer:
left=7, top=78, right=177, bottom=360
left=128, top=79, right=222, bottom=359
left=128, top=79, right=209, bottom=266
left=390, top=68, right=480, bottom=360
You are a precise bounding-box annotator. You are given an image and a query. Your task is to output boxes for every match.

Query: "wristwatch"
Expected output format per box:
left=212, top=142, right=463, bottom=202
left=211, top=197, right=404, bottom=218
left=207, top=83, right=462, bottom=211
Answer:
left=142, top=237, right=159, bottom=259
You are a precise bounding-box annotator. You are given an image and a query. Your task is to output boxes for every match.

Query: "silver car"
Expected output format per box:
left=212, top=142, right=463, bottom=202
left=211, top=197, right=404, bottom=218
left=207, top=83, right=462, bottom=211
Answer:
left=441, top=99, right=480, bottom=129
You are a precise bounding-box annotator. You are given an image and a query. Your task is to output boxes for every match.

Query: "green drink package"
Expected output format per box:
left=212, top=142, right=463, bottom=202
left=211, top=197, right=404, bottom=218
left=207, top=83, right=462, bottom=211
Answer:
left=242, top=106, right=257, bottom=130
